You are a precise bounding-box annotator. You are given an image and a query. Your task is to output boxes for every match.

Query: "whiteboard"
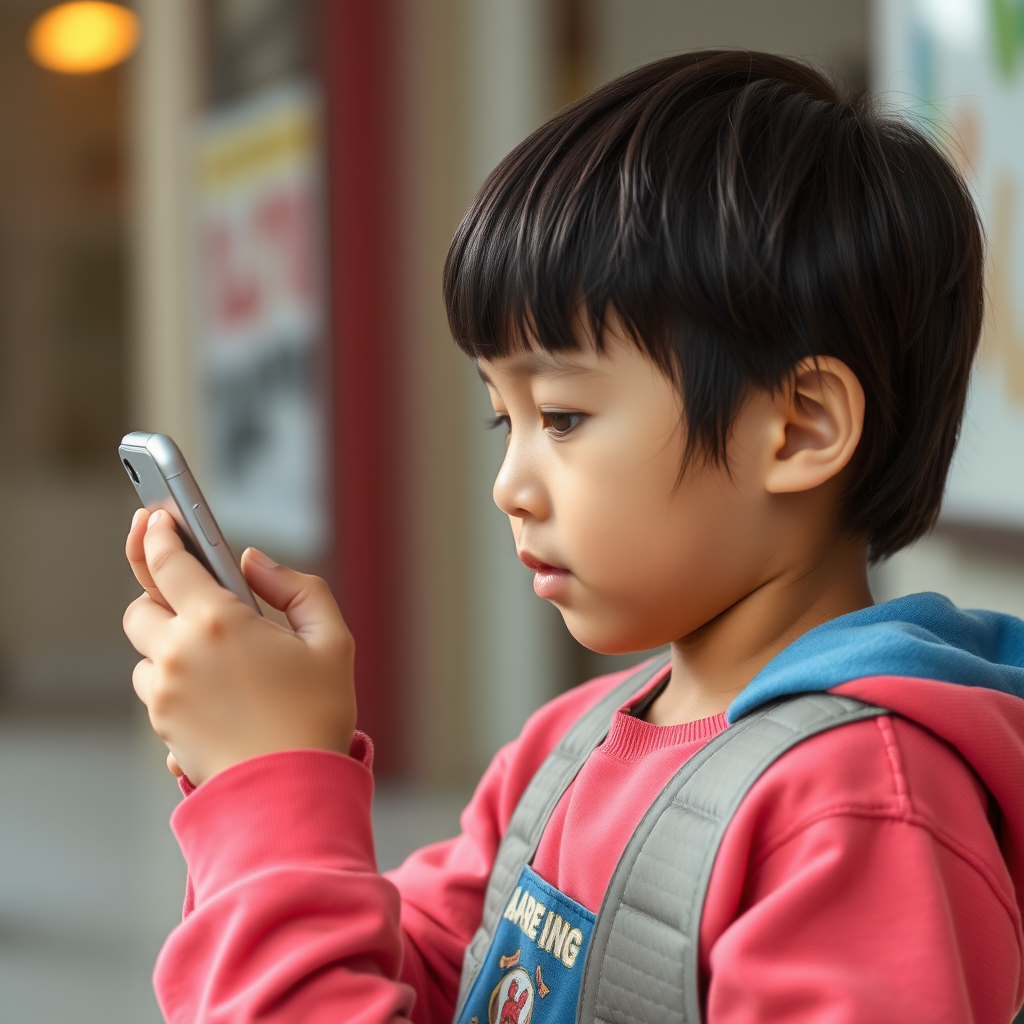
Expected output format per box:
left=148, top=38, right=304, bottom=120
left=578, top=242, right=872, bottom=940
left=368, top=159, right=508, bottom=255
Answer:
left=873, top=0, right=1024, bottom=529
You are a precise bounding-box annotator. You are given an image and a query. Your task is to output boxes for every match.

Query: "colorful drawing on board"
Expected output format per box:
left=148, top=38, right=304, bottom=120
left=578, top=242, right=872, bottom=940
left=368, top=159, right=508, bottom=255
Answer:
left=875, top=0, right=1024, bottom=528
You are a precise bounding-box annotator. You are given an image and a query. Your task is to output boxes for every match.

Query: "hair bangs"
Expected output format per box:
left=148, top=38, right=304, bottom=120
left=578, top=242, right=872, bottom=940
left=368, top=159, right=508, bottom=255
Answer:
left=443, top=79, right=677, bottom=373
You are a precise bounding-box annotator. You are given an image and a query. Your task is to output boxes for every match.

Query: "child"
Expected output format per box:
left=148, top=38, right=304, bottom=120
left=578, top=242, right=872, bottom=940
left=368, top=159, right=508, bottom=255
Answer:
left=123, top=51, right=1024, bottom=1023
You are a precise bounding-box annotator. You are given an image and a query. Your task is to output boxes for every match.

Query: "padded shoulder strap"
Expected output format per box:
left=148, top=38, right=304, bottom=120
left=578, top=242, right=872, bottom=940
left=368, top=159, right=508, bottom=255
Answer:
left=577, top=692, right=885, bottom=1024
left=454, top=655, right=672, bottom=1018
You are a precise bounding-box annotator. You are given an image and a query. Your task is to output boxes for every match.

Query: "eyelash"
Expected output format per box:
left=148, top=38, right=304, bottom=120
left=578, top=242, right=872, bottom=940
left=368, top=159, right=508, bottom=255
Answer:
left=484, top=412, right=586, bottom=438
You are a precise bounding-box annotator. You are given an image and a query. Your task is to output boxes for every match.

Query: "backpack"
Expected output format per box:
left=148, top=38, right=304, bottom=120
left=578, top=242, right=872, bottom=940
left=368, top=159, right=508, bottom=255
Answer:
left=454, top=655, right=887, bottom=1024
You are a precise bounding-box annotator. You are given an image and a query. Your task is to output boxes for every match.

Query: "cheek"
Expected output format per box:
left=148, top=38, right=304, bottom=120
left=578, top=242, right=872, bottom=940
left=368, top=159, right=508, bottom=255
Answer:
left=555, top=437, right=702, bottom=583
left=549, top=385, right=688, bottom=564
left=560, top=455, right=754, bottom=628
left=587, top=478, right=727, bottom=586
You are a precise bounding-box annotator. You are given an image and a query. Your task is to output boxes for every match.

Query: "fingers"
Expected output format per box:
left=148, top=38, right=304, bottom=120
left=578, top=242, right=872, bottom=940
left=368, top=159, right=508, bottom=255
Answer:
left=123, top=593, right=174, bottom=659
left=132, top=656, right=155, bottom=704
left=131, top=655, right=183, bottom=778
left=143, top=510, right=229, bottom=615
left=241, top=548, right=347, bottom=642
left=126, top=508, right=173, bottom=611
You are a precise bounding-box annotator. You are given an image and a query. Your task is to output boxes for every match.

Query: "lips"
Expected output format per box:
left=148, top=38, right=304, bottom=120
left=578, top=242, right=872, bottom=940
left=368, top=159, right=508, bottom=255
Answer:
left=518, top=550, right=566, bottom=573
left=519, top=550, right=573, bottom=600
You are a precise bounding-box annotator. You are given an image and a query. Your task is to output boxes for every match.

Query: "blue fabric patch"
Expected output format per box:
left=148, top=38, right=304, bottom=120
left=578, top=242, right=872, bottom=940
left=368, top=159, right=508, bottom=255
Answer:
left=458, top=866, right=595, bottom=1024
left=728, top=591, right=1024, bottom=723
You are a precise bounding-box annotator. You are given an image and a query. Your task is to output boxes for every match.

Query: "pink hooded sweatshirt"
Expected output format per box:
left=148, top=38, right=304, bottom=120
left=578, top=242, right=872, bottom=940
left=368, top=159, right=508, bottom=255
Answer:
left=153, top=593, right=1024, bottom=1023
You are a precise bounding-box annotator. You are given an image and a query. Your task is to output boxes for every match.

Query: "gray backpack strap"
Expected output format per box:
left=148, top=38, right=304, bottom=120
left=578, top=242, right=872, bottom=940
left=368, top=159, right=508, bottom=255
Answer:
left=454, top=654, right=672, bottom=1018
left=577, top=692, right=885, bottom=1024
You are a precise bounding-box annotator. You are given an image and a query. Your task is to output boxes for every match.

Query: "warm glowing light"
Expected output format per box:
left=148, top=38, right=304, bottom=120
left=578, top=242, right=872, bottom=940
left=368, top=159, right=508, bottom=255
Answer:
left=28, top=2, right=140, bottom=74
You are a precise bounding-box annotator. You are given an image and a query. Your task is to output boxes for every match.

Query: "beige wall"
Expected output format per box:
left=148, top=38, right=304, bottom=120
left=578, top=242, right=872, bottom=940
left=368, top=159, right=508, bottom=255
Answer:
left=874, top=534, right=1024, bottom=619
left=402, top=0, right=478, bottom=781
left=128, top=0, right=202, bottom=465
left=0, top=3, right=139, bottom=706
left=402, top=0, right=570, bottom=781
left=0, top=0, right=205, bottom=709
left=594, top=0, right=868, bottom=87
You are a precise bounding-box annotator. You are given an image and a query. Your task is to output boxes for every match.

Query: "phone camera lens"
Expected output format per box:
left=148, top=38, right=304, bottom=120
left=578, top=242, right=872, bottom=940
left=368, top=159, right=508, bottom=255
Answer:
left=123, top=458, right=140, bottom=485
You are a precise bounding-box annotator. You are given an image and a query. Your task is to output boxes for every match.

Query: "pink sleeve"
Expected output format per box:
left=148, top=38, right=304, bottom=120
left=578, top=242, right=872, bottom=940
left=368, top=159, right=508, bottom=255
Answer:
left=155, top=734, right=421, bottom=1023
left=699, top=716, right=1024, bottom=1023
left=153, top=676, right=624, bottom=1024
left=155, top=736, right=509, bottom=1024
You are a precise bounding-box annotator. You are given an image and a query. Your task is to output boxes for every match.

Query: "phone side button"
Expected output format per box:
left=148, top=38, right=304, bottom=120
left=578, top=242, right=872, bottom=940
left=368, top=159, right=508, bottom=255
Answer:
left=192, top=503, right=221, bottom=547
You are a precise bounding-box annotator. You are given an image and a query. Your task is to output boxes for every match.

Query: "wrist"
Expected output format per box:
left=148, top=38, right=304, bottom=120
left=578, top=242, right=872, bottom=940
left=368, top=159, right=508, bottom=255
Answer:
left=174, top=712, right=359, bottom=785
left=172, top=747, right=377, bottom=899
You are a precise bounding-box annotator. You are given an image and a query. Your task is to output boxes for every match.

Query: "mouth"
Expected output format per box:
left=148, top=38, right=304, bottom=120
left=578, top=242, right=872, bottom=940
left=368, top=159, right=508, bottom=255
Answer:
left=518, top=550, right=565, bottom=573
left=518, top=550, right=573, bottom=600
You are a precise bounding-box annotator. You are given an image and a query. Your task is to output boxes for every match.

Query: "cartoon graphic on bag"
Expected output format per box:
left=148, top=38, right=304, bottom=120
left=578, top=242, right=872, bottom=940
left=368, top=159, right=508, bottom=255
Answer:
left=458, top=866, right=595, bottom=1024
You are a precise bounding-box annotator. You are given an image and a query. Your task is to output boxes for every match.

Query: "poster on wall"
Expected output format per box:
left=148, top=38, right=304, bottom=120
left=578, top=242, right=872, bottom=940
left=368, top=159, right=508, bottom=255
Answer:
left=874, top=0, right=1024, bottom=530
left=195, top=81, right=327, bottom=561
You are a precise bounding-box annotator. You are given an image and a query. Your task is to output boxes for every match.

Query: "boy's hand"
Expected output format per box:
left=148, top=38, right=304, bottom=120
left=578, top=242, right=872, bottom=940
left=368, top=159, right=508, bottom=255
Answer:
left=123, top=509, right=356, bottom=784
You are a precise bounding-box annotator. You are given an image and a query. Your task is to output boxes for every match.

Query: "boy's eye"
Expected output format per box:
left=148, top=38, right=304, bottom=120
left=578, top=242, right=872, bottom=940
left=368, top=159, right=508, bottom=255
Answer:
left=541, top=411, right=585, bottom=436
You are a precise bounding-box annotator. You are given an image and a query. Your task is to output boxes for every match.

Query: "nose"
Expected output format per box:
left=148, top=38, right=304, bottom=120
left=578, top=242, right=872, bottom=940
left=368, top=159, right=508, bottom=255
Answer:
left=492, top=437, right=551, bottom=522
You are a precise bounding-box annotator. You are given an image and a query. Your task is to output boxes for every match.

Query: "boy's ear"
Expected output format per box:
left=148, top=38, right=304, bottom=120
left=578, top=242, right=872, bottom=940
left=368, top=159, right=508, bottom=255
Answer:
left=763, top=356, right=865, bottom=495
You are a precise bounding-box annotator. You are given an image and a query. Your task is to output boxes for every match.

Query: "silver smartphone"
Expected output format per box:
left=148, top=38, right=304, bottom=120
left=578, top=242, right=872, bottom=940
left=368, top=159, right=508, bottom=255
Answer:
left=119, top=431, right=262, bottom=614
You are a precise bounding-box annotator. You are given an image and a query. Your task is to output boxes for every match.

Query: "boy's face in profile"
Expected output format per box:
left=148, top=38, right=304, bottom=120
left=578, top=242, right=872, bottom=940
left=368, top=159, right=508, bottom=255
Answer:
left=478, top=321, right=802, bottom=656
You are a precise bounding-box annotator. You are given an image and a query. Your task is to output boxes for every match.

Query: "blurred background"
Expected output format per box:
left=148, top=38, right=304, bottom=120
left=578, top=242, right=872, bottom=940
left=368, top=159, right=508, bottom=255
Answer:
left=0, top=0, right=1022, bottom=1018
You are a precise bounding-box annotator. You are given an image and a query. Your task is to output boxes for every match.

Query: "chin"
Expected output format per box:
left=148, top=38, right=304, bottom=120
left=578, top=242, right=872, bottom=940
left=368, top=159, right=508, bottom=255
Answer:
left=558, top=608, right=663, bottom=656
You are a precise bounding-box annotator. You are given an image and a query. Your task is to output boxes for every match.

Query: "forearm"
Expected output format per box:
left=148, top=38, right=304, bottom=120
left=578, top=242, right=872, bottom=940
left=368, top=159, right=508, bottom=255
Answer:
left=156, top=865, right=414, bottom=1023
left=156, top=742, right=417, bottom=1024
left=154, top=736, right=511, bottom=1024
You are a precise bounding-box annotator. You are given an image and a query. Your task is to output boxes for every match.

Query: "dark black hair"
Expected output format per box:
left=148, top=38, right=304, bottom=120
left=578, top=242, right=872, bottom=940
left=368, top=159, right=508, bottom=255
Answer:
left=443, top=50, right=984, bottom=562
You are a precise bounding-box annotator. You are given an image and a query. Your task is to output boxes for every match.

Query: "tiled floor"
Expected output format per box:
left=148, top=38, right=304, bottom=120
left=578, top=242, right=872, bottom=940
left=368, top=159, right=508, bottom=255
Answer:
left=0, top=716, right=471, bottom=1022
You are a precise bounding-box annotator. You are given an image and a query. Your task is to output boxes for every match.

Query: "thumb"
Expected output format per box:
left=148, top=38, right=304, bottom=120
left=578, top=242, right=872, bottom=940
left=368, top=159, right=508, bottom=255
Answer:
left=241, top=547, right=346, bottom=641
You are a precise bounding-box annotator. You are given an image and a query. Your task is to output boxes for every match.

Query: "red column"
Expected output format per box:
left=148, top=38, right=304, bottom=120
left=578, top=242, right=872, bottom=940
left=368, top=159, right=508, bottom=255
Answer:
left=319, top=0, right=408, bottom=776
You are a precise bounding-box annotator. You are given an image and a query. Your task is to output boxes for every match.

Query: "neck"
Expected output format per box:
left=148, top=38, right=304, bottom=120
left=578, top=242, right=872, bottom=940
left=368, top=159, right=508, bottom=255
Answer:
left=647, top=535, right=873, bottom=726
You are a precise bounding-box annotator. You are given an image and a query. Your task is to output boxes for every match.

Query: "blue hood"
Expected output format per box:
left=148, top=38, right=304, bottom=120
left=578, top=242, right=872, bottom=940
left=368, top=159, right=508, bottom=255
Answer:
left=728, top=592, right=1024, bottom=724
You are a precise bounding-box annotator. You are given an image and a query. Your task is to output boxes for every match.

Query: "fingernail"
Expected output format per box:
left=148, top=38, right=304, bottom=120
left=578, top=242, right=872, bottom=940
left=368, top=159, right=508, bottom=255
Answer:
left=131, top=509, right=146, bottom=531
left=147, top=510, right=164, bottom=530
left=246, top=547, right=278, bottom=568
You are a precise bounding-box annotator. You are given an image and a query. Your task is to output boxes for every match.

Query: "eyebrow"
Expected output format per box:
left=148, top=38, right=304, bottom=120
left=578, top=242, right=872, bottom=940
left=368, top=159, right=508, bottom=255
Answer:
left=476, top=354, right=604, bottom=387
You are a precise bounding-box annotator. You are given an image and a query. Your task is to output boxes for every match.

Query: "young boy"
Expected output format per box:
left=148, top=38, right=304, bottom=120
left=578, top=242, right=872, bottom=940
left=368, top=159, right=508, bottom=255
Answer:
left=123, top=51, right=1024, bottom=1023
